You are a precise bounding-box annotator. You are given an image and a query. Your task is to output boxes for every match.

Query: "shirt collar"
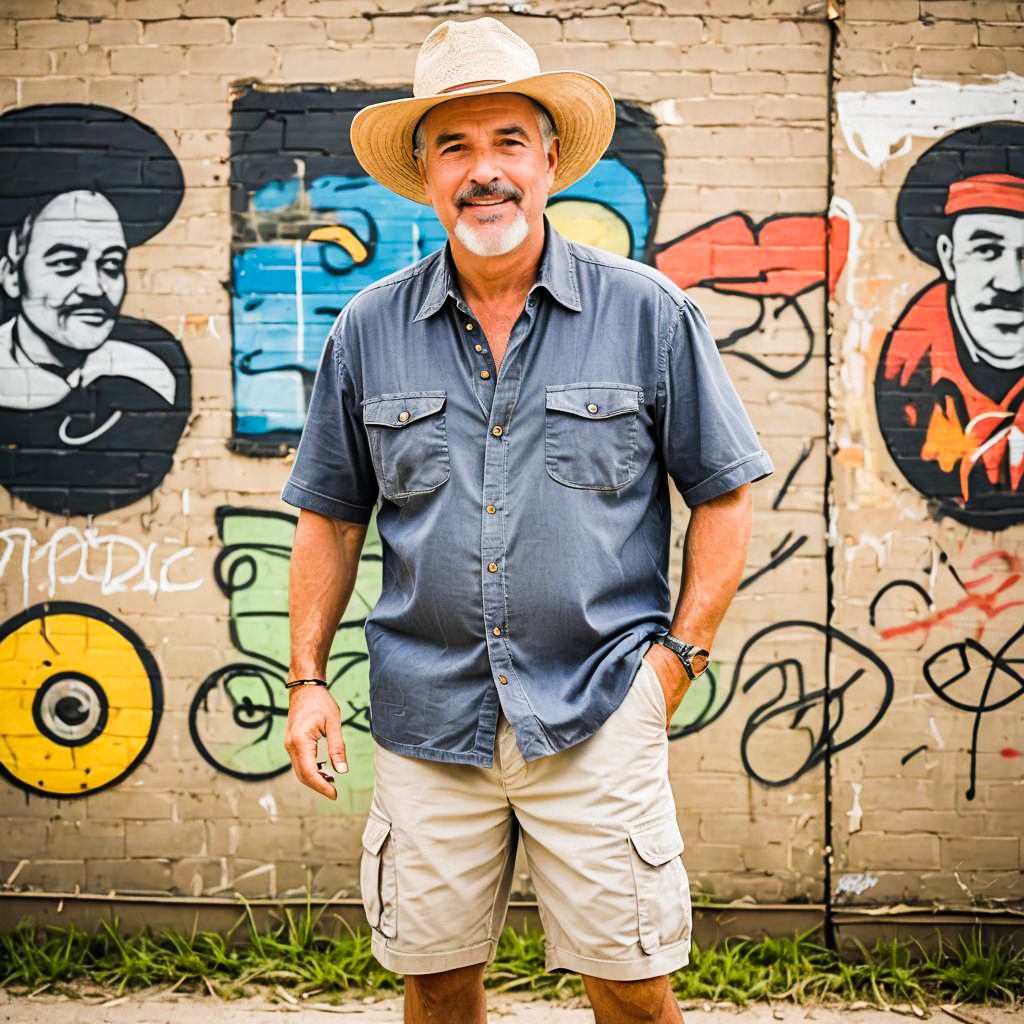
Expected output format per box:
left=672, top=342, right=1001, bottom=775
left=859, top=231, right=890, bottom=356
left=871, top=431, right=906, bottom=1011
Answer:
left=412, top=217, right=582, bottom=323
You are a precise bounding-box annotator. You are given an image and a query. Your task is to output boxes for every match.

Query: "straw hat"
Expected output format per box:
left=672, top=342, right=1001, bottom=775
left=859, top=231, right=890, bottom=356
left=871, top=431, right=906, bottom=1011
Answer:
left=350, top=18, right=615, bottom=205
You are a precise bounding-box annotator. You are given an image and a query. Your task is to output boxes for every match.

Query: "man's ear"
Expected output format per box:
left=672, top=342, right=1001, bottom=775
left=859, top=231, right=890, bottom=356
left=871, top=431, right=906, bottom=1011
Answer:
left=546, top=136, right=560, bottom=189
left=936, top=233, right=955, bottom=281
left=0, top=232, right=21, bottom=301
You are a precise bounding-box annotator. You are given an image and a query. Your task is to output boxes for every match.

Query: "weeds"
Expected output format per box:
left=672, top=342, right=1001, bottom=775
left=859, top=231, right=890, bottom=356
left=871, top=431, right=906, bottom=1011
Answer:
left=1, top=911, right=1021, bottom=1008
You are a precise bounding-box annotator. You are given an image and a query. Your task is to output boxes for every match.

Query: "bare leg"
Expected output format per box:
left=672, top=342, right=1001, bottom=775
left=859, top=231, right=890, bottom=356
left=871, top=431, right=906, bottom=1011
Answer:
left=404, top=964, right=487, bottom=1024
left=583, top=974, right=683, bottom=1024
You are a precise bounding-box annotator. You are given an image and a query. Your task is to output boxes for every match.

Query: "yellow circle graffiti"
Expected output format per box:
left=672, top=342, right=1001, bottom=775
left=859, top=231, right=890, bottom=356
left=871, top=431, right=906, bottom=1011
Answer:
left=0, top=603, right=162, bottom=798
left=546, top=199, right=633, bottom=258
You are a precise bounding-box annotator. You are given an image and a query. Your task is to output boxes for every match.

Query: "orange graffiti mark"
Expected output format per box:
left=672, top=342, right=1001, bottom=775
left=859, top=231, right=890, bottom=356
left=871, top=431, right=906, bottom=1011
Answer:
left=921, top=395, right=977, bottom=476
left=880, top=550, right=1024, bottom=642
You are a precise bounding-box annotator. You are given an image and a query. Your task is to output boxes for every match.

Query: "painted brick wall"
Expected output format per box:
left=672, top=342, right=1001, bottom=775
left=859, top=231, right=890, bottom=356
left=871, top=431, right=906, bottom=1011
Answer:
left=0, top=0, right=1020, bottom=913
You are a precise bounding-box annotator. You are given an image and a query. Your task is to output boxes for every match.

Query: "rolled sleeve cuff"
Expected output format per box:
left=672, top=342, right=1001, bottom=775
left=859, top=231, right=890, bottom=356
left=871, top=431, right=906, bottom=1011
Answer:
left=681, top=449, right=774, bottom=507
left=281, top=478, right=375, bottom=523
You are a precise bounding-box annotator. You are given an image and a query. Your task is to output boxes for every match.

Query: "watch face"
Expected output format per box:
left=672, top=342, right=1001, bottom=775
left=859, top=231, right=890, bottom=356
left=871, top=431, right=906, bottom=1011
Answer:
left=690, top=652, right=709, bottom=677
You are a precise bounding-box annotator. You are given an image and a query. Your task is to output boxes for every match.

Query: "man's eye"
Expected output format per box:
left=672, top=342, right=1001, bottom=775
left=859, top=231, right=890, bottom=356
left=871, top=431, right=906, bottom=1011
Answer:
left=100, top=258, right=124, bottom=276
left=971, top=244, right=1002, bottom=261
left=500, top=139, right=523, bottom=146
left=47, top=258, right=82, bottom=276
left=441, top=144, right=464, bottom=154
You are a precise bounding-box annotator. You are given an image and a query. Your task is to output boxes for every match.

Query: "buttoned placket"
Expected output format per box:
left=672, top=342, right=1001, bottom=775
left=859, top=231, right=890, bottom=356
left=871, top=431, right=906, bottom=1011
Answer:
left=456, top=293, right=544, bottom=744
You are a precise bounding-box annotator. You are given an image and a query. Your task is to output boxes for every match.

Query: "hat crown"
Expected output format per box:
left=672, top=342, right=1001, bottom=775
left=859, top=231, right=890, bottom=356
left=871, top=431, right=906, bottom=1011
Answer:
left=413, top=18, right=541, bottom=99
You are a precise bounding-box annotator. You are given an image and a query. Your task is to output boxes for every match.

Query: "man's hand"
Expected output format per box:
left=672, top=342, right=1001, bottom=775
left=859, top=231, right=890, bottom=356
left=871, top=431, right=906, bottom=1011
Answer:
left=284, top=684, right=349, bottom=800
left=642, top=644, right=693, bottom=732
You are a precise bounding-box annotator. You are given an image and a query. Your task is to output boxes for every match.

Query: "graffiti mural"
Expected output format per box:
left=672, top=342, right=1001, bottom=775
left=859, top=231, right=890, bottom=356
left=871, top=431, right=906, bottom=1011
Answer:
left=875, top=121, right=1024, bottom=531
left=228, top=88, right=663, bottom=454
left=189, top=507, right=382, bottom=813
left=0, top=105, right=191, bottom=517
left=0, top=602, right=162, bottom=798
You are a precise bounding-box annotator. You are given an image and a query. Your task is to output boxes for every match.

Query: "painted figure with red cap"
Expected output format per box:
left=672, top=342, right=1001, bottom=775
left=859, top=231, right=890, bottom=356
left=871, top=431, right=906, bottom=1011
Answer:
left=875, top=121, right=1024, bottom=531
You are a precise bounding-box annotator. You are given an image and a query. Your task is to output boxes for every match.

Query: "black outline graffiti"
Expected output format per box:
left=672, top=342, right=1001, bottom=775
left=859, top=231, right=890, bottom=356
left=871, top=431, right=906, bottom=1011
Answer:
left=868, top=578, right=934, bottom=629
left=901, top=744, right=928, bottom=766
left=738, top=532, right=807, bottom=592
left=772, top=439, right=815, bottom=511
left=922, top=623, right=1024, bottom=801
left=188, top=507, right=378, bottom=781
left=735, top=621, right=895, bottom=787
left=0, top=601, right=163, bottom=799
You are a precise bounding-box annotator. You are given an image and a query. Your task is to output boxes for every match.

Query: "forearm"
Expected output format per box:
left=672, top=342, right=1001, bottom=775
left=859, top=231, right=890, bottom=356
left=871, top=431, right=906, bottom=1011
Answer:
left=288, top=508, right=368, bottom=680
left=669, top=483, right=752, bottom=651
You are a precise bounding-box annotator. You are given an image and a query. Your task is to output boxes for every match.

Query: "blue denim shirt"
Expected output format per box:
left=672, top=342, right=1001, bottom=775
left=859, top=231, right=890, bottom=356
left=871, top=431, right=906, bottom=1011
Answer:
left=282, top=222, right=773, bottom=765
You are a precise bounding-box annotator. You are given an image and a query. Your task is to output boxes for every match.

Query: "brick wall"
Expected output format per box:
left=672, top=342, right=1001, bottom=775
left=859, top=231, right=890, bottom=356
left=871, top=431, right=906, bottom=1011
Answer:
left=0, top=0, right=1021, bottom=914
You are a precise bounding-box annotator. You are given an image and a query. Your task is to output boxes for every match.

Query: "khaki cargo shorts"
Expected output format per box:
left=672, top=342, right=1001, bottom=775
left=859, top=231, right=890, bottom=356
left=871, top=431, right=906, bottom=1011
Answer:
left=359, top=657, right=692, bottom=981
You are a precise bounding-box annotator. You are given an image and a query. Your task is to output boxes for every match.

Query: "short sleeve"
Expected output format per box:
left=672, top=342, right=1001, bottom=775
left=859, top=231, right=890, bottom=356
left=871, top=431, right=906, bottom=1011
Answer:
left=281, top=322, right=378, bottom=523
left=657, top=298, right=774, bottom=506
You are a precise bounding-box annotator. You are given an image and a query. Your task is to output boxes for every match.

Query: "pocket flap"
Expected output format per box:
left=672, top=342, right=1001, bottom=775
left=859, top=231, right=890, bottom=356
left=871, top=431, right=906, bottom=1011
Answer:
left=629, top=815, right=684, bottom=867
left=545, top=383, right=641, bottom=419
left=363, top=392, right=446, bottom=428
left=361, top=813, right=391, bottom=855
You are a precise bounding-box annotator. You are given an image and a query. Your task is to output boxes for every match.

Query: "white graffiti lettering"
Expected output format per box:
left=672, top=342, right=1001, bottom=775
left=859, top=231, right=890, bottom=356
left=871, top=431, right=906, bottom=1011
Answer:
left=0, top=526, right=204, bottom=605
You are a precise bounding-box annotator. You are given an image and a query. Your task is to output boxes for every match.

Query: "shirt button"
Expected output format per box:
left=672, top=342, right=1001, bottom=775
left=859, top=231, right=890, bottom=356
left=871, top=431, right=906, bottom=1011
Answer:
left=480, top=370, right=491, bottom=380
left=487, top=562, right=498, bottom=573
left=492, top=626, right=502, bottom=637
left=398, top=410, right=411, bottom=422
left=466, top=322, right=474, bottom=331
left=486, top=505, right=496, bottom=514
left=490, top=425, right=503, bottom=437
left=587, top=403, right=598, bottom=414
left=498, top=674, right=508, bottom=684
left=474, top=344, right=483, bottom=353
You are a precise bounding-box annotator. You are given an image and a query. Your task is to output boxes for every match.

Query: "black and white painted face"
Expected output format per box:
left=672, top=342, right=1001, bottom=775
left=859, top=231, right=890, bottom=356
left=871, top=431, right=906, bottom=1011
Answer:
left=938, top=212, right=1024, bottom=370
left=18, top=190, right=127, bottom=353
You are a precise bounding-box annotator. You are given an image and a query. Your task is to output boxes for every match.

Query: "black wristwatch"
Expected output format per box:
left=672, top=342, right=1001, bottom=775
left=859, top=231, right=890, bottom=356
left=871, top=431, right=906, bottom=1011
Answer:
left=653, top=634, right=710, bottom=680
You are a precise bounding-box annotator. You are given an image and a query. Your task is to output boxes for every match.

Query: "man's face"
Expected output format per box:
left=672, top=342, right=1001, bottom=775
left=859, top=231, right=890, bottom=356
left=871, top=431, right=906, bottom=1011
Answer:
left=937, top=212, right=1024, bottom=368
left=416, top=93, right=558, bottom=259
left=17, top=190, right=127, bottom=352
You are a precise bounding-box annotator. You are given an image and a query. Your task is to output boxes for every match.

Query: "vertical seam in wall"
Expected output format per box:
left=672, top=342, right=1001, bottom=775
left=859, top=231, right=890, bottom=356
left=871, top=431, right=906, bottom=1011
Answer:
left=822, top=6, right=839, bottom=952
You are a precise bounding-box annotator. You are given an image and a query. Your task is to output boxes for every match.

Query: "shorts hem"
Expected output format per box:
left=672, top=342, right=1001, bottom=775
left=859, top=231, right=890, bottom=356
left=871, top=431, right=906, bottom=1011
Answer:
left=370, top=933, right=496, bottom=976
left=544, top=940, right=691, bottom=981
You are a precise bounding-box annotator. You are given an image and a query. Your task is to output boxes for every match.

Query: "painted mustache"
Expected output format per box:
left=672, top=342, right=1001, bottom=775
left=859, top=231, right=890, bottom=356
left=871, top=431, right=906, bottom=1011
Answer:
left=975, top=289, right=1024, bottom=314
left=59, top=296, right=118, bottom=322
left=456, top=182, right=523, bottom=208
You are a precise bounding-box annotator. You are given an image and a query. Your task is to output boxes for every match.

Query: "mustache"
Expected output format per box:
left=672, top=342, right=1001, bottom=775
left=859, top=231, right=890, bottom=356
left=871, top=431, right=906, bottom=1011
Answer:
left=975, top=290, right=1024, bottom=313
left=58, top=296, right=118, bottom=321
left=455, top=181, right=523, bottom=208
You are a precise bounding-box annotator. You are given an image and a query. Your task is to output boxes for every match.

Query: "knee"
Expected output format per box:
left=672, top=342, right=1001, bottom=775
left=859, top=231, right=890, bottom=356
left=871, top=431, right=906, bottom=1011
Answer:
left=406, top=963, right=485, bottom=1010
left=585, top=975, right=675, bottom=1023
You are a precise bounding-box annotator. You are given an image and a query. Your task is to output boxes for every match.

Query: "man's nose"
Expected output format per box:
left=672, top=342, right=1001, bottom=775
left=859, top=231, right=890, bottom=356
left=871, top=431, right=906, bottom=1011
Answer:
left=75, top=260, right=104, bottom=295
left=990, top=248, right=1024, bottom=293
left=468, top=147, right=501, bottom=187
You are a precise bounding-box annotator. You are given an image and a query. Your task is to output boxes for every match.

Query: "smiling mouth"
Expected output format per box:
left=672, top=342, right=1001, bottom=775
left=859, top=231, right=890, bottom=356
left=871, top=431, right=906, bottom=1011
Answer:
left=66, top=309, right=111, bottom=325
left=462, top=197, right=512, bottom=208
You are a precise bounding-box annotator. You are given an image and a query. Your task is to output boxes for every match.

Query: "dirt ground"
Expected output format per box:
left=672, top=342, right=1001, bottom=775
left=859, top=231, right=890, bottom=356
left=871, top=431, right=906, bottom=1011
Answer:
left=0, top=989, right=1017, bottom=1024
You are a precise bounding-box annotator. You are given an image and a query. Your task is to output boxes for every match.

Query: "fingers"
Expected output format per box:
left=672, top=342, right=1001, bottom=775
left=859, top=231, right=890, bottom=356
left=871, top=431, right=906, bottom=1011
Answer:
left=284, top=688, right=345, bottom=800
left=325, top=709, right=349, bottom=777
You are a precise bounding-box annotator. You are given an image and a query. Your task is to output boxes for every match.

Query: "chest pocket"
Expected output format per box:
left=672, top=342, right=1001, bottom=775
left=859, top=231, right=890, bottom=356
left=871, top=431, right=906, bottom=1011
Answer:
left=545, top=382, right=643, bottom=491
left=362, top=391, right=450, bottom=500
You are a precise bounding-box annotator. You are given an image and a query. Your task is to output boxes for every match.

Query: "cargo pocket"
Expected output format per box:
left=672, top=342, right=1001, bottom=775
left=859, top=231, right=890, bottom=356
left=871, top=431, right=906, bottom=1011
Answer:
left=362, top=391, right=449, bottom=500
left=360, top=812, right=397, bottom=938
left=544, top=383, right=643, bottom=490
left=628, top=813, right=691, bottom=954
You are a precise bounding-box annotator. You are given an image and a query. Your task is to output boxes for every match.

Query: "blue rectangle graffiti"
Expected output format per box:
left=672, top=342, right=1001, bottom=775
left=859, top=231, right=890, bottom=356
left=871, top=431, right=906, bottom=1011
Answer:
left=228, top=88, right=664, bottom=455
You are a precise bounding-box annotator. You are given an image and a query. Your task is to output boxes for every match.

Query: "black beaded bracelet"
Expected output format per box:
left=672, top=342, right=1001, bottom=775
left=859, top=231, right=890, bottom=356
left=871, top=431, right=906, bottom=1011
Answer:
left=284, top=678, right=328, bottom=689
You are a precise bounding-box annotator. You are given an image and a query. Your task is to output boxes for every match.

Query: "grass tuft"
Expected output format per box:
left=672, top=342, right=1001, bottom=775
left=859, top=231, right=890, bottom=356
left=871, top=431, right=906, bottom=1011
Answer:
left=1, top=911, right=1021, bottom=1008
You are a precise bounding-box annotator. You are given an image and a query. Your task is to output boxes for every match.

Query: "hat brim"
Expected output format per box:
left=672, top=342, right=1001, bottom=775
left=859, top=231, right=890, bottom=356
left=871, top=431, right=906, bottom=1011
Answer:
left=350, top=71, right=616, bottom=204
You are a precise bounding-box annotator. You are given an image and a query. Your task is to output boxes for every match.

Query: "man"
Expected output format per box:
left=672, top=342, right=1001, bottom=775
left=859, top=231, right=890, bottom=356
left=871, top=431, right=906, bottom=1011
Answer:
left=0, top=104, right=190, bottom=517
left=283, top=19, right=772, bottom=1024
left=875, top=121, right=1024, bottom=531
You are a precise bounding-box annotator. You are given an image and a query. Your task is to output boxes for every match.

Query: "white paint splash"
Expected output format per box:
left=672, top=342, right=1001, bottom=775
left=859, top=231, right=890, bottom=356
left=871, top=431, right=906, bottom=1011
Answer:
left=929, top=716, right=946, bottom=749
left=837, top=73, right=1024, bottom=169
left=258, top=793, right=279, bottom=823
left=653, top=98, right=685, bottom=126
left=182, top=487, right=190, bottom=517
left=846, top=781, right=864, bottom=834
left=836, top=872, right=879, bottom=896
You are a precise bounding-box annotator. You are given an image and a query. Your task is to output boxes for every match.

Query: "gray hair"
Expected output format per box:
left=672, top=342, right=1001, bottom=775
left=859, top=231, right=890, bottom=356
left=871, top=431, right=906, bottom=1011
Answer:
left=413, top=98, right=557, bottom=164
